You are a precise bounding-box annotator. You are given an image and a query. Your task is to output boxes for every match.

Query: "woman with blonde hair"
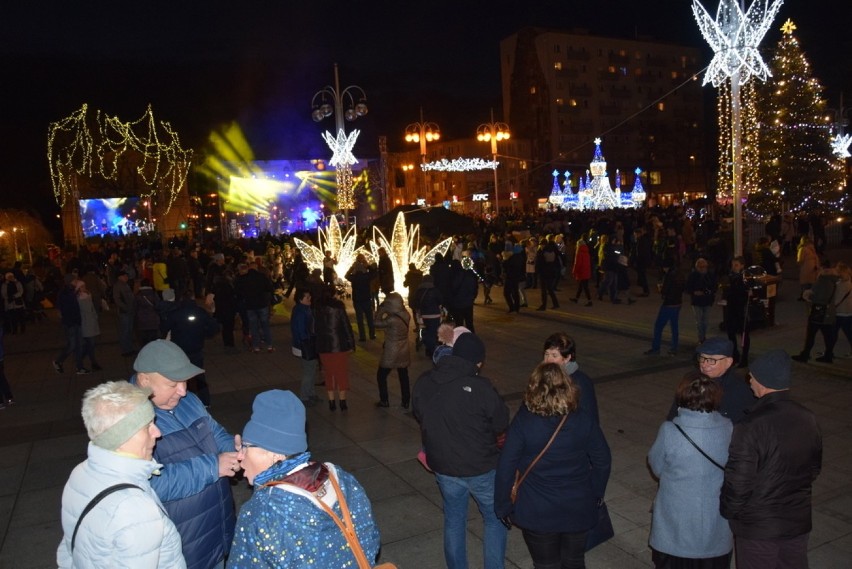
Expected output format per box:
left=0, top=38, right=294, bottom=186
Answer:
left=495, top=363, right=611, bottom=568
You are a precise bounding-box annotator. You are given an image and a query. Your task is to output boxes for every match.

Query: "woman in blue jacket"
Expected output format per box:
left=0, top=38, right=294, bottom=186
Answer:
left=495, top=363, right=611, bottom=568
left=648, top=372, right=733, bottom=568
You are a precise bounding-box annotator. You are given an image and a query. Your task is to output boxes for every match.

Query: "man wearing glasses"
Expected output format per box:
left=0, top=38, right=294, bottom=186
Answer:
left=667, top=337, right=753, bottom=424
left=132, top=340, right=240, bottom=569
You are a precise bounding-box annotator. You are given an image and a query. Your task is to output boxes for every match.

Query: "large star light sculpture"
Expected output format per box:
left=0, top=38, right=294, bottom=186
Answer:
left=831, top=134, right=852, bottom=159
left=321, top=129, right=360, bottom=167
left=692, top=0, right=784, bottom=87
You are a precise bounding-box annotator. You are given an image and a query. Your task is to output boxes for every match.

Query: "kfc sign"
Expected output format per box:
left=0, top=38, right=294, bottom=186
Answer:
left=472, top=193, right=489, bottom=202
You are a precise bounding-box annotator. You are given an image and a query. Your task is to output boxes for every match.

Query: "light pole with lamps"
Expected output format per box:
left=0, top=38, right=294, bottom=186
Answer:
left=476, top=109, right=510, bottom=215
left=404, top=109, right=440, bottom=200
left=311, top=64, right=369, bottom=225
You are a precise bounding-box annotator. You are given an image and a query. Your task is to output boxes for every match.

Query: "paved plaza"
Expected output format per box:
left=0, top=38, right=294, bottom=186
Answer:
left=1, top=257, right=851, bottom=568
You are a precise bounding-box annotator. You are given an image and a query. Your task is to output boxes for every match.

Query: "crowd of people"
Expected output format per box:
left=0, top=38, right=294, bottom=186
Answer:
left=0, top=205, right=840, bottom=567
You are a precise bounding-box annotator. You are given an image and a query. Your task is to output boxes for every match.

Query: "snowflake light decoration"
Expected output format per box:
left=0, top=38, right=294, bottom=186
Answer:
left=366, top=212, right=452, bottom=299
left=831, top=133, right=852, bottom=159
left=692, top=0, right=784, bottom=87
left=321, top=129, right=360, bottom=167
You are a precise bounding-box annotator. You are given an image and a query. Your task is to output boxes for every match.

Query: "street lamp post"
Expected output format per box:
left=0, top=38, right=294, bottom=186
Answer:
left=311, top=64, right=369, bottom=225
left=476, top=109, right=510, bottom=215
left=404, top=108, right=441, bottom=200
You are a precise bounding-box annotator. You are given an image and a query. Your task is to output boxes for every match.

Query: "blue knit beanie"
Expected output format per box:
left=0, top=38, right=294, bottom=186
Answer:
left=242, top=390, right=307, bottom=456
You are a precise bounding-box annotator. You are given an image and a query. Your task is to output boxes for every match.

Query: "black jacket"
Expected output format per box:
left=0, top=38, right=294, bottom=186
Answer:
left=160, top=299, right=220, bottom=354
left=667, top=365, right=753, bottom=425
left=720, top=391, right=822, bottom=539
left=314, top=299, right=355, bottom=353
left=234, top=269, right=273, bottom=310
left=412, top=356, right=510, bottom=477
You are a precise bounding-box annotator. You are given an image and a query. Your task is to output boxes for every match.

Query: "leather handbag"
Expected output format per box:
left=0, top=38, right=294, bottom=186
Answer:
left=510, top=414, right=568, bottom=503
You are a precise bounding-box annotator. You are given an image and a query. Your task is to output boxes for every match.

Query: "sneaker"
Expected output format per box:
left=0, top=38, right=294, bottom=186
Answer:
left=375, top=401, right=390, bottom=408
left=0, top=402, right=5, bottom=410
left=53, top=361, right=63, bottom=374
left=791, top=354, right=809, bottom=363
left=536, top=306, right=546, bottom=311
left=252, top=347, right=261, bottom=353
left=815, top=355, right=833, bottom=363
left=76, top=368, right=91, bottom=375
left=267, top=346, right=275, bottom=353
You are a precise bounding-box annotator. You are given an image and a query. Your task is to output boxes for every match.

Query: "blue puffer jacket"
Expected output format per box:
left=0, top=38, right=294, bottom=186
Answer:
left=130, top=379, right=236, bottom=569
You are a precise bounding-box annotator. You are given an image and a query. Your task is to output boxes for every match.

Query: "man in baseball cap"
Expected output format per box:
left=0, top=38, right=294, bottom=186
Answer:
left=132, top=340, right=239, bottom=569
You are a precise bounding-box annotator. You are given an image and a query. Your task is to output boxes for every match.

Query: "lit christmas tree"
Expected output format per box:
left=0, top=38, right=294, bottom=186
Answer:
left=750, top=20, right=846, bottom=213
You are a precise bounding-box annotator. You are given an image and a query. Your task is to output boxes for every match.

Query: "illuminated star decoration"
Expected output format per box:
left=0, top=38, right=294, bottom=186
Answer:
left=831, top=134, right=852, bottom=159
left=321, top=129, right=360, bottom=167
left=692, top=0, right=784, bottom=87
left=320, top=129, right=360, bottom=211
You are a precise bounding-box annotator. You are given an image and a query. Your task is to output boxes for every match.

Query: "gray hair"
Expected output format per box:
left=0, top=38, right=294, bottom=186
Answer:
left=81, top=381, right=152, bottom=442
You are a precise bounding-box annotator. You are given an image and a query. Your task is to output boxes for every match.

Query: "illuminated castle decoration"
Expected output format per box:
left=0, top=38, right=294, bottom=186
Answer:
left=582, top=138, right=620, bottom=210
left=631, top=167, right=647, bottom=206
left=563, top=170, right=580, bottom=209
left=548, top=170, right=565, bottom=208
left=550, top=170, right=580, bottom=209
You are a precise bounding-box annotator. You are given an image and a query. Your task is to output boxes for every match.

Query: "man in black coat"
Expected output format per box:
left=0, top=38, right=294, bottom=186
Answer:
left=160, top=290, right=220, bottom=406
left=721, top=349, right=822, bottom=568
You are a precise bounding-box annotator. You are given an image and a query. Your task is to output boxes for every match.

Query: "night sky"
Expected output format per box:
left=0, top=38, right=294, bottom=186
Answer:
left=2, top=1, right=848, bottom=228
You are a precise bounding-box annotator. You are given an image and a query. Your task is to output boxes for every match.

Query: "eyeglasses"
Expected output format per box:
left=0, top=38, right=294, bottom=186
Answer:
left=697, top=355, right=727, bottom=365
left=239, top=442, right=256, bottom=452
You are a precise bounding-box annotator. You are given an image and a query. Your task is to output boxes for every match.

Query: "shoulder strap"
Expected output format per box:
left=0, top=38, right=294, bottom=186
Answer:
left=836, top=290, right=851, bottom=308
left=514, top=414, right=568, bottom=495
left=267, top=469, right=372, bottom=569
left=71, top=483, right=143, bottom=552
left=673, top=423, right=725, bottom=470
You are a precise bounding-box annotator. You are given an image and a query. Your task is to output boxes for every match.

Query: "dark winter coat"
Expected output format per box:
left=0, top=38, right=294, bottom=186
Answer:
left=495, top=405, right=611, bottom=533
left=159, top=299, right=220, bottom=354
left=686, top=269, right=718, bottom=307
left=314, top=298, right=356, bottom=354
left=412, top=356, right=509, bottom=477
left=374, top=293, right=411, bottom=368
left=234, top=269, right=273, bottom=310
left=667, top=365, right=754, bottom=425
left=721, top=391, right=822, bottom=540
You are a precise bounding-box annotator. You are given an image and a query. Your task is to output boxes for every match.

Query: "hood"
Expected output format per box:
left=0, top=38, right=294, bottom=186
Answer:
left=432, top=355, right=481, bottom=384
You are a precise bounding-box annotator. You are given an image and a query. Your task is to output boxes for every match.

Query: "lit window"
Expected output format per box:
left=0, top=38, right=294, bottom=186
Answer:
left=649, top=171, right=662, bottom=185
left=569, top=99, right=578, bottom=107
left=554, top=62, right=562, bottom=70
left=671, top=71, right=678, bottom=79
left=657, top=102, right=665, bottom=111
left=530, top=86, right=537, bottom=94
left=619, top=49, right=627, bottom=57
left=556, top=98, right=564, bottom=106
left=608, top=65, right=616, bottom=73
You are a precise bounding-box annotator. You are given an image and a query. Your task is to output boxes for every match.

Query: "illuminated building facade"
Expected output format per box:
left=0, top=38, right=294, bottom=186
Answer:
left=500, top=27, right=708, bottom=206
